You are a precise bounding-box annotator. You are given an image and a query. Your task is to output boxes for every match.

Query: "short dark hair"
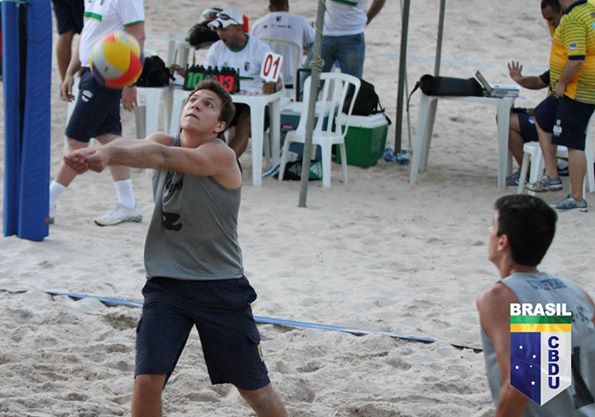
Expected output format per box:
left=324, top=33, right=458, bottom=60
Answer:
left=541, top=0, right=561, bottom=13
left=191, top=80, right=235, bottom=128
left=494, top=195, right=558, bottom=267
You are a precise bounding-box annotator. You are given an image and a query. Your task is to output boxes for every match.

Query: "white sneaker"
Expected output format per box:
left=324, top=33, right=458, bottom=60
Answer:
left=94, top=204, right=142, bottom=227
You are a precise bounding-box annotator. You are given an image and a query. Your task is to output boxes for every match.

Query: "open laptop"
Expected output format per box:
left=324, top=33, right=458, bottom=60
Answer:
left=475, top=70, right=519, bottom=98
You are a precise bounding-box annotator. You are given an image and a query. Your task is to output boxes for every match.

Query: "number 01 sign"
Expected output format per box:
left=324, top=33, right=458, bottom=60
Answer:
left=260, top=52, right=284, bottom=83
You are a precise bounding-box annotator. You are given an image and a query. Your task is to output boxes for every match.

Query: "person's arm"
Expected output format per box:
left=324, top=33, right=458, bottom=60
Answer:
left=476, top=285, right=530, bottom=417
left=366, top=0, right=386, bottom=25
left=303, top=19, right=315, bottom=53
left=64, top=134, right=238, bottom=180
left=507, top=61, right=548, bottom=90
left=61, top=38, right=82, bottom=102
left=554, top=59, right=583, bottom=97
left=120, top=22, right=145, bottom=110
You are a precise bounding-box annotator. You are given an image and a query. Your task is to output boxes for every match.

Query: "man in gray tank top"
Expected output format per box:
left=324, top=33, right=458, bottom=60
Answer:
left=64, top=80, right=288, bottom=416
left=476, top=194, right=595, bottom=417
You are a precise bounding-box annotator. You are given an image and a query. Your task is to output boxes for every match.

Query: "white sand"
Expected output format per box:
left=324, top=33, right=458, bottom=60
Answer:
left=1, top=1, right=594, bottom=416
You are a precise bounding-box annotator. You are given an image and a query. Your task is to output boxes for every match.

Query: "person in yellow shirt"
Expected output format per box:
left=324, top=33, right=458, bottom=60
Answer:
left=505, top=0, right=563, bottom=187
left=527, top=0, right=595, bottom=211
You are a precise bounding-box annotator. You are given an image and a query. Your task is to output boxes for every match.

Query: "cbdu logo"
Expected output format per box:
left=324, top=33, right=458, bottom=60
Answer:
left=510, top=303, right=572, bottom=406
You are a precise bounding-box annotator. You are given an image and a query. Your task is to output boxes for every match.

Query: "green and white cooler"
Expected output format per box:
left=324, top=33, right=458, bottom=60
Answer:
left=334, top=113, right=389, bottom=167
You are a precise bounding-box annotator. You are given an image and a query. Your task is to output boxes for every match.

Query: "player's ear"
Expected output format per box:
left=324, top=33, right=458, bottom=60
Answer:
left=214, top=120, right=227, bottom=134
left=498, top=233, right=509, bottom=250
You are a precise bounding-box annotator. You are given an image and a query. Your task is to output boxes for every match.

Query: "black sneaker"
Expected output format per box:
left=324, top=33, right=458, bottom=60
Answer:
left=506, top=171, right=521, bottom=187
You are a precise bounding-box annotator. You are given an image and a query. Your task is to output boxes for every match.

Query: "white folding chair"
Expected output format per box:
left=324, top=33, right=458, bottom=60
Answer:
left=278, top=72, right=360, bottom=187
left=517, top=115, right=595, bottom=194
left=168, top=88, right=190, bottom=136
left=261, top=38, right=302, bottom=94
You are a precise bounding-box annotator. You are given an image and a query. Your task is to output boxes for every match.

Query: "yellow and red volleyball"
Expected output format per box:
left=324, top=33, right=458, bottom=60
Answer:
left=89, top=31, right=143, bottom=89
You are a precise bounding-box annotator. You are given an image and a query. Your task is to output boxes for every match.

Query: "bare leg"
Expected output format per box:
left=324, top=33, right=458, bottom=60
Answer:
left=54, top=137, right=89, bottom=187
left=56, top=31, right=75, bottom=82
left=536, top=121, right=558, bottom=178
left=96, top=133, right=131, bottom=182
left=508, top=113, right=525, bottom=167
left=132, top=374, right=167, bottom=417
left=238, top=384, right=288, bottom=417
left=228, top=112, right=251, bottom=158
left=568, top=148, right=586, bottom=201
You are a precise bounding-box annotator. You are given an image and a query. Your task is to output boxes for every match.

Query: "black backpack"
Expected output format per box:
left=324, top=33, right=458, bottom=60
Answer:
left=415, top=74, right=483, bottom=97
left=186, top=24, right=220, bottom=48
left=343, top=78, right=384, bottom=116
left=136, top=55, right=173, bottom=87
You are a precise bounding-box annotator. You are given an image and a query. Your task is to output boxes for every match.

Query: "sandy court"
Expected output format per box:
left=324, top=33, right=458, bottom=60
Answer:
left=0, top=1, right=594, bottom=416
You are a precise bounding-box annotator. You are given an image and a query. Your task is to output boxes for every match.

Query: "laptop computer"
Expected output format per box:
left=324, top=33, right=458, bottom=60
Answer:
left=475, top=70, right=519, bottom=98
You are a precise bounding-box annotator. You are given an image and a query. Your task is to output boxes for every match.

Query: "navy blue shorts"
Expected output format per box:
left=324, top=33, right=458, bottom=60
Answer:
left=551, top=97, right=594, bottom=151
left=512, top=108, right=538, bottom=143
left=51, top=0, right=84, bottom=35
left=534, top=95, right=595, bottom=151
left=65, top=69, right=123, bottom=142
left=135, top=277, right=270, bottom=390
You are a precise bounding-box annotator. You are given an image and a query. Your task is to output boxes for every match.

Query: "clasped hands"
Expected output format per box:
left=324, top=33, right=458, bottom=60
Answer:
left=64, top=147, right=108, bottom=174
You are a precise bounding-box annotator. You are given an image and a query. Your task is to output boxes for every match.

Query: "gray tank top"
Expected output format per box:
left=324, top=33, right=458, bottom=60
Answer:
left=481, top=271, right=595, bottom=417
left=144, top=136, right=244, bottom=280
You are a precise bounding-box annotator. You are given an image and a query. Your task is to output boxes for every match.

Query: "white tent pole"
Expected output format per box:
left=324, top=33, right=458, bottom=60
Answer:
left=298, top=0, right=326, bottom=207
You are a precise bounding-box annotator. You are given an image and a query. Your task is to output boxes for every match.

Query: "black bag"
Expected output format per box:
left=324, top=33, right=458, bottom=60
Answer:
left=186, top=24, right=220, bottom=48
left=416, top=74, right=483, bottom=97
left=343, top=78, right=384, bottom=116
left=275, top=160, right=322, bottom=181
left=136, top=55, right=173, bottom=87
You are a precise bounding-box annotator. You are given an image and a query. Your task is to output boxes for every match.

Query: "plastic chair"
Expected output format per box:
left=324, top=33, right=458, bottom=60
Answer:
left=167, top=38, right=193, bottom=68
left=136, top=86, right=172, bottom=137
left=278, top=72, right=360, bottom=187
left=168, top=88, right=189, bottom=136
left=517, top=116, right=595, bottom=194
left=261, top=38, right=302, bottom=90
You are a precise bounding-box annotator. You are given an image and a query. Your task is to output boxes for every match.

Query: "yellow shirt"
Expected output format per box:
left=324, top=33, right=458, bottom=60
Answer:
left=549, top=0, right=595, bottom=103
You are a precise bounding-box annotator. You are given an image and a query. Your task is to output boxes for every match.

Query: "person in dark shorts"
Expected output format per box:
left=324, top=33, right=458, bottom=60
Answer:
left=51, top=0, right=84, bottom=82
left=527, top=0, right=595, bottom=211
left=504, top=0, right=563, bottom=187
left=49, top=0, right=146, bottom=226
left=63, top=80, right=288, bottom=417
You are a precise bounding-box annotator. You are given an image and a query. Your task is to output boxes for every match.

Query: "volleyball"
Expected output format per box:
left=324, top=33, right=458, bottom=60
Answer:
left=89, top=31, right=143, bottom=89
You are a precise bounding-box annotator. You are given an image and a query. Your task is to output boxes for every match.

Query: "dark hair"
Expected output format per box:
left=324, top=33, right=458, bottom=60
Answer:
left=191, top=80, right=236, bottom=128
left=541, top=0, right=561, bottom=12
left=494, top=195, right=557, bottom=267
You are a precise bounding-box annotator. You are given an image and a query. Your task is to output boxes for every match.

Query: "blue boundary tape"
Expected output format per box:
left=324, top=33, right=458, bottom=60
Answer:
left=41, top=289, right=483, bottom=351
left=44, top=290, right=437, bottom=345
